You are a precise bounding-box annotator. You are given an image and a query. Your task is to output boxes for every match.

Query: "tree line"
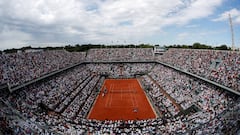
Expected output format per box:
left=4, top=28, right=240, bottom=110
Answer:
left=166, top=43, right=231, bottom=50
left=1, top=43, right=234, bottom=53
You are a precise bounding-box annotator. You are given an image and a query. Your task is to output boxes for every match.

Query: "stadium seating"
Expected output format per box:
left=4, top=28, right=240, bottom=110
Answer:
left=0, top=48, right=239, bottom=134
left=157, top=48, right=240, bottom=92
left=141, top=64, right=236, bottom=133
left=87, top=63, right=154, bottom=78
left=86, top=48, right=154, bottom=62
left=0, top=50, right=86, bottom=87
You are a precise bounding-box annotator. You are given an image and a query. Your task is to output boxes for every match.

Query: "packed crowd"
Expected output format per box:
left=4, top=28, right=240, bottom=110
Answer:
left=1, top=48, right=239, bottom=96
left=0, top=47, right=239, bottom=134
left=41, top=65, right=91, bottom=111
left=194, top=101, right=240, bottom=134
left=0, top=63, right=239, bottom=134
left=141, top=75, right=180, bottom=117
left=62, top=75, right=101, bottom=119
left=0, top=64, right=104, bottom=134
left=157, top=49, right=240, bottom=92
left=86, top=48, right=154, bottom=62
left=140, top=64, right=238, bottom=134
left=0, top=50, right=86, bottom=87
left=87, top=63, right=154, bottom=78
left=0, top=99, right=48, bottom=134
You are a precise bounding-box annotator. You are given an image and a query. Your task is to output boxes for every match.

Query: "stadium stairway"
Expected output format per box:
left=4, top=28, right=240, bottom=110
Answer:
left=147, top=75, right=183, bottom=112
left=54, top=74, right=95, bottom=113
left=75, top=76, right=103, bottom=118
left=53, top=74, right=93, bottom=112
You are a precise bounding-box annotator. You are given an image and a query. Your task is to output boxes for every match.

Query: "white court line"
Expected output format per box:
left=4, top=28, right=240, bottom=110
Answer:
left=105, top=84, right=112, bottom=108
left=131, top=84, right=138, bottom=107
left=121, top=87, right=122, bottom=100
left=129, top=85, right=135, bottom=107
left=87, top=79, right=106, bottom=118
left=106, top=82, right=139, bottom=108
left=132, top=85, right=137, bottom=107
left=109, top=84, right=113, bottom=107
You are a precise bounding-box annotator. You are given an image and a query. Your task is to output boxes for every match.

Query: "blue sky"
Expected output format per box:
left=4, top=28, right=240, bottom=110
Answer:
left=0, top=0, right=240, bottom=50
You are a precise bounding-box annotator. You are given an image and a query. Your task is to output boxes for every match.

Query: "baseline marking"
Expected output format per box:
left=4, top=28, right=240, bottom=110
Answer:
left=131, top=84, right=138, bottom=107
left=105, top=84, right=112, bottom=108
left=129, top=84, right=135, bottom=107
left=109, top=84, right=113, bottom=107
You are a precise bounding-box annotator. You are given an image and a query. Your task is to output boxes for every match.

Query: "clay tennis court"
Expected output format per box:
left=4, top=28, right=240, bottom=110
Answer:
left=88, top=79, right=157, bottom=120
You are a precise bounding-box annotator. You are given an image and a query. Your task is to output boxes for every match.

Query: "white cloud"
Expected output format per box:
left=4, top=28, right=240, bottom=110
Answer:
left=0, top=27, right=32, bottom=50
left=177, top=32, right=190, bottom=41
left=236, top=16, right=240, bottom=23
left=185, top=24, right=199, bottom=28
left=213, top=8, right=240, bottom=24
left=0, top=0, right=224, bottom=49
left=162, top=0, right=222, bottom=25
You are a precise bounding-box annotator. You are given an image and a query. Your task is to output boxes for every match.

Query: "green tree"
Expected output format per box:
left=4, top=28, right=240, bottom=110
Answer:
left=214, top=44, right=229, bottom=50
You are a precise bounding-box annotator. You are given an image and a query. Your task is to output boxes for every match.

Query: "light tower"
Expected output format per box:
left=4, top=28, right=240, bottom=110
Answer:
left=228, top=14, right=235, bottom=51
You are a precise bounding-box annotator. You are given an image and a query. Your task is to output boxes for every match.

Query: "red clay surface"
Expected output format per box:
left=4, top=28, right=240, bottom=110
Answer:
left=88, top=79, right=156, bottom=120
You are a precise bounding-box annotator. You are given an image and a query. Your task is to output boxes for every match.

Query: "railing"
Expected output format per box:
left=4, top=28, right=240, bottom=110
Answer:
left=156, top=61, right=240, bottom=96
left=5, top=60, right=240, bottom=97
left=8, top=62, right=85, bottom=93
